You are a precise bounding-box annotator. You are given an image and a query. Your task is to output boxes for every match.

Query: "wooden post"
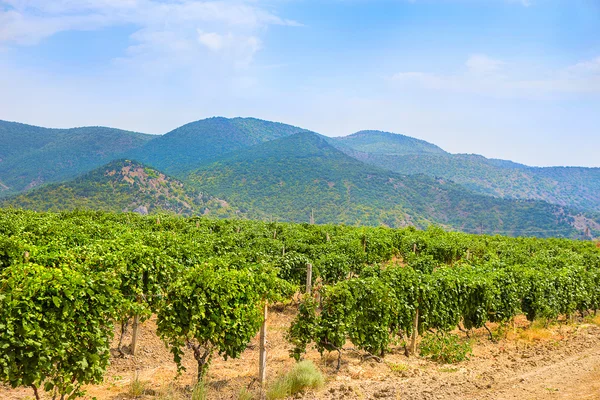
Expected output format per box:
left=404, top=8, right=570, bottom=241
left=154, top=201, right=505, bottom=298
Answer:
left=282, top=245, right=285, bottom=256
left=413, top=243, right=417, bottom=254
left=131, top=314, right=140, bottom=355
left=410, top=308, right=419, bottom=355
left=131, top=294, right=142, bottom=356
left=23, top=251, right=30, bottom=263
left=306, top=263, right=313, bottom=295
left=466, top=249, right=470, bottom=261
left=259, top=303, right=268, bottom=391
left=309, top=209, right=315, bottom=225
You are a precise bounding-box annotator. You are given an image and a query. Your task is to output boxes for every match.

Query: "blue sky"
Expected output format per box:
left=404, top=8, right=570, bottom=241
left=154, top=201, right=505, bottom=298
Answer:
left=1, top=0, right=599, bottom=167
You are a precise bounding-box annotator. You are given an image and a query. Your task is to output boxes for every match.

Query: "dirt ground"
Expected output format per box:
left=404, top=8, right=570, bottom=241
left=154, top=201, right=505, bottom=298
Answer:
left=2, top=307, right=600, bottom=400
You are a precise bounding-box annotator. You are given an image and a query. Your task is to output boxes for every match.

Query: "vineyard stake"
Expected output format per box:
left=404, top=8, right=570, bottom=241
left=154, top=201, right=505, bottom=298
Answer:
left=259, top=302, right=268, bottom=394
left=131, top=294, right=142, bottom=356
left=410, top=308, right=419, bottom=354
left=306, top=263, right=313, bottom=295
left=131, top=314, right=140, bottom=355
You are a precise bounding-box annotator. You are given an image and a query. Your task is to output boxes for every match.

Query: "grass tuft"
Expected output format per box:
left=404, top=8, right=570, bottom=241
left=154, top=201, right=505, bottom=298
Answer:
left=387, top=362, right=409, bottom=374
left=238, top=387, right=255, bottom=400
left=266, top=360, right=325, bottom=400
left=191, top=381, right=208, bottom=400
left=128, top=374, right=150, bottom=398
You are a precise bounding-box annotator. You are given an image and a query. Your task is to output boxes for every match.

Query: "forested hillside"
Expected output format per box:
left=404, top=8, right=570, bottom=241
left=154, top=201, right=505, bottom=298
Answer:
left=3, top=117, right=599, bottom=239
left=2, top=159, right=234, bottom=217
left=0, top=120, right=155, bottom=196
left=187, top=132, right=598, bottom=238
left=127, top=117, right=307, bottom=174
left=331, top=131, right=600, bottom=212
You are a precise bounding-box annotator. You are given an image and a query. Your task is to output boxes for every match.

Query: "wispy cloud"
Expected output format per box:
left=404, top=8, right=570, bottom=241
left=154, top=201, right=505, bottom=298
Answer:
left=391, top=54, right=600, bottom=97
left=0, top=0, right=299, bottom=66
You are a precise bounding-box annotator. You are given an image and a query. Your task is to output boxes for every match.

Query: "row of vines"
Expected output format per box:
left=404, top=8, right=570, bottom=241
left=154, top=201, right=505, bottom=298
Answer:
left=1, top=209, right=599, bottom=399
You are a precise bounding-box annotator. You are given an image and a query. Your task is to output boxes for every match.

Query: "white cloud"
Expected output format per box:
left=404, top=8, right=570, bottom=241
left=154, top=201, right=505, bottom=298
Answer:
left=391, top=54, right=600, bottom=97
left=0, top=0, right=298, bottom=66
left=198, top=31, right=226, bottom=51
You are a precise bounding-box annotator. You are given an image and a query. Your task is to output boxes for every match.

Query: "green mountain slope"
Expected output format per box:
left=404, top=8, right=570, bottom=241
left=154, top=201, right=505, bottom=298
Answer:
left=0, top=120, right=155, bottom=196
left=330, top=130, right=447, bottom=156
left=128, top=117, right=307, bottom=174
left=186, top=132, right=599, bottom=238
left=2, top=160, right=234, bottom=217
left=331, top=131, right=600, bottom=212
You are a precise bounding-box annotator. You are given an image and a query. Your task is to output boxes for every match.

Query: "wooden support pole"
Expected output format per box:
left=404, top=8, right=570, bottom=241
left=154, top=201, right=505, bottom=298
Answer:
left=410, top=308, right=419, bottom=355
left=259, top=303, right=268, bottom=391
left=306, top=263, right=313, bottom=295
left=131, top=294, right=142, bottom=356
left=131, top=314, right=140, bottom=355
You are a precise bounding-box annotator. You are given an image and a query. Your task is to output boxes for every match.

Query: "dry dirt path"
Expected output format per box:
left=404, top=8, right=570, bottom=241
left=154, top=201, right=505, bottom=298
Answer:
left=2, top=314, right=600, bottom=400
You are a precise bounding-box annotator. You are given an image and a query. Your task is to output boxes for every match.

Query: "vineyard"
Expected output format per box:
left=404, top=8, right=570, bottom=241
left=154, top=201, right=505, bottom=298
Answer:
left=1, top=209, right=600, bottom=399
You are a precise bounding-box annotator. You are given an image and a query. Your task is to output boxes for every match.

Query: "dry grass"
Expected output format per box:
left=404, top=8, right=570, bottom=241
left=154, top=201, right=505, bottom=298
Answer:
left=516, top=319, right=555, bottom=342
left=387, top=362, right=409, bottom=374
left=266, top=361, right=325, bottom=400
left=128, top=374, right=152, bottom=398
left=586, top=313, right=600, bottom=326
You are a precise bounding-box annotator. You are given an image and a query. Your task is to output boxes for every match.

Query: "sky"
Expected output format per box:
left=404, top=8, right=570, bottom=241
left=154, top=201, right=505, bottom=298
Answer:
left=1, top=0, right=599, bottom=167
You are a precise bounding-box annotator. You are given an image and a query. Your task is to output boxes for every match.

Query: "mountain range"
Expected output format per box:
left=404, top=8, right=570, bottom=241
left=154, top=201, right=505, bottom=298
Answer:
left=1, top=117, right=598, bottom=238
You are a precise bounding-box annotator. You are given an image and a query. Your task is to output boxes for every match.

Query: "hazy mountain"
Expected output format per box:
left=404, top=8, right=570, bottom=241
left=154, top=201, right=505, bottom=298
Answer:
left=2, top=159, right=235, bottom=217
left=3, top=117, right=599, bottom=238
left=330, top=130, right=447, bottom=156
left=186, top=132, right=598, bottom=238
left=128, top=117, right=308, bottom=174
left=0, top=120, right=155, bottom=196
left=331, top=130, right=600, bottom=212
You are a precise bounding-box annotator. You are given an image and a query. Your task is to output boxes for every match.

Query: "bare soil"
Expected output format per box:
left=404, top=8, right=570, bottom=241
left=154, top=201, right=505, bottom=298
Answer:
left=2, top=308, right=600, bottom=400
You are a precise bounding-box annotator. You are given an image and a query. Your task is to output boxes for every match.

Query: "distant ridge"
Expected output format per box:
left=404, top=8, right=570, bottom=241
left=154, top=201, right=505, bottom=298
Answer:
left=329, top=131, right=600, bottom=212
left=331, top=130, right=447, bottom=156
left=0, top=120, right=154, bottom=196
left=127, top=117, right=308, bottom=174
left=186, top=131, right=597, bottom=238
left=2, top=116, right=600, bottom=238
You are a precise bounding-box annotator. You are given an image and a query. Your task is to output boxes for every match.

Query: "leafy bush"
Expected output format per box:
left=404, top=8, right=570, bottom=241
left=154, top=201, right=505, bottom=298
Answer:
left=419, top=332, right=472, bottom=364
left=0, top=264, right=122, bottom=400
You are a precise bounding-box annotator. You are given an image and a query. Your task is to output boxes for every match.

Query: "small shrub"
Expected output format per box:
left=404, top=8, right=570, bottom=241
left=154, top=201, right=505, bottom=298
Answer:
left=419, top=332, right=472, bottom=364
left=266, top=361, right=324, bottom=399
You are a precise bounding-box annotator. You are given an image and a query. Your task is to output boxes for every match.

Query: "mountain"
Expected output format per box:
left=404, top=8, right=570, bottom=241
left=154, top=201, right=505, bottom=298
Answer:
left=329, top=130, right=447, bottom=156
left=331, top=131, right=600, bottom=213
left=186, top=132, right=599, bottom=238
left=1, top=160, right=235, bottom=217
left=128, top=117, right=308, bottom=174
left=0, top=120, right=155, bottom=196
